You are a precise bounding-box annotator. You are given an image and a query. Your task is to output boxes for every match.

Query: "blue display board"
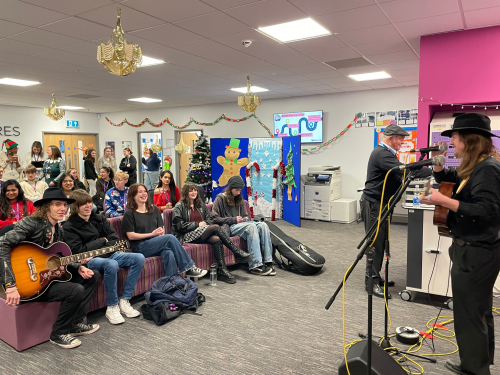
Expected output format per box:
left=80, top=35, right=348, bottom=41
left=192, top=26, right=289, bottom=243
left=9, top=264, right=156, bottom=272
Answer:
left=210, top=138, right=249, bottom=201
left=282, top=136, right=301, bottom=227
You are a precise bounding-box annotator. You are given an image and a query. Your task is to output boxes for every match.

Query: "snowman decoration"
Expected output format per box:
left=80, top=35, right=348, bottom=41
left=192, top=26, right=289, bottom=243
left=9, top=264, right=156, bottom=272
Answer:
left=216, top=138, right=249, bottom=187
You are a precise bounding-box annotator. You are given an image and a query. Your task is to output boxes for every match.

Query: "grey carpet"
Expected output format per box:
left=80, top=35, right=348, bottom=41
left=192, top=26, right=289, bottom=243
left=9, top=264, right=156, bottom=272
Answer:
left=1, top=220, right=498, bottom=375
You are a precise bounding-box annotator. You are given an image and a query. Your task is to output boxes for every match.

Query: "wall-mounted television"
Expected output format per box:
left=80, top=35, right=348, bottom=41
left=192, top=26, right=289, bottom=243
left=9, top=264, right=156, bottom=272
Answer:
left=273, top=110, right=323, bottom=143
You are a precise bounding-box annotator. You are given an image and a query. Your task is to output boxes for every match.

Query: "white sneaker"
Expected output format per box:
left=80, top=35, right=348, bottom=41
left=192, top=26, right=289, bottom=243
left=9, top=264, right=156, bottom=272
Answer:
left=106, top=305, right=125, bottom=325
left=119, top=299, right=141, bottom=318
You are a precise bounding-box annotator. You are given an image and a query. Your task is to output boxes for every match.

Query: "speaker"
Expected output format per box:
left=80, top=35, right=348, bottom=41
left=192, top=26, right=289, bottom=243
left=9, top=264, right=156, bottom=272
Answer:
left=338, top=340, right=406, bottom=375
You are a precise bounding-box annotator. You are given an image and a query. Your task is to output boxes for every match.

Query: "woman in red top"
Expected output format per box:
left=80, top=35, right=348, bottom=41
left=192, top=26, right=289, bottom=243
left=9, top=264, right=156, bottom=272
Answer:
left=0, top=179, right=36, bottom=234
left=153, top=170, right=180, bottom=211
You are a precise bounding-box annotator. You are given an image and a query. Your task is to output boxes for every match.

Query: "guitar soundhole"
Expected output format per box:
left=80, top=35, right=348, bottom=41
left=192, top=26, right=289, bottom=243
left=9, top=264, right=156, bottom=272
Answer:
left=47, top=256, right=62, bottom=270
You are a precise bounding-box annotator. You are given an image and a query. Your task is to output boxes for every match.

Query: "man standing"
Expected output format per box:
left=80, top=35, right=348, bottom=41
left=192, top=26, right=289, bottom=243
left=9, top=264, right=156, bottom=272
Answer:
left=0, top=187, right=100, bottom=349
left=361, top=125, right=431, bottom=298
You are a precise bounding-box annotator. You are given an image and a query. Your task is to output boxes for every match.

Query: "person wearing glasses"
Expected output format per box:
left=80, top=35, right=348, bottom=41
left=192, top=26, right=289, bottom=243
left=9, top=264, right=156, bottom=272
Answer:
left=20, top=164, right=48, bottom=203
left=105, top=172, right=129, bottom=218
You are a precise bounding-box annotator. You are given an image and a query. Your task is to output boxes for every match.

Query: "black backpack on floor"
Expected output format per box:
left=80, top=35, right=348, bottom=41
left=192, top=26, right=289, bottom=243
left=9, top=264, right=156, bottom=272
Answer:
left=266, top=222, right=325, bottom=276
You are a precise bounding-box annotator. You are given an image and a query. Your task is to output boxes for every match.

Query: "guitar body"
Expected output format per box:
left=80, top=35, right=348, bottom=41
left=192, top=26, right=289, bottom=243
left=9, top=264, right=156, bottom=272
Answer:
left=433, top=182, right=455, bottom=238
left=2, top=242, right=74, bottom=301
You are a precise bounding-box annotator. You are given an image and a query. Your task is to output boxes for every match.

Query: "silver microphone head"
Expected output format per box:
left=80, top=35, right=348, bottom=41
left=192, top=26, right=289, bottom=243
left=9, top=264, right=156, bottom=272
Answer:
left=438, top=144, right=448, bottom=152
left=433, top=155, right=446, bottom=166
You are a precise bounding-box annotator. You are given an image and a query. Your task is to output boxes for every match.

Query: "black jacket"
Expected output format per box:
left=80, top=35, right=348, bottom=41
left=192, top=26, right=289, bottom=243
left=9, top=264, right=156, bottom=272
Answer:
left=119, top=155, right=137, bottom=184
left=84, top=159, right=98, bottom=180
left=63, top=212, right=119, bottom=258
left=0, top=216, right=80, bottom=285
left=171, top=201, right=214, bottom=244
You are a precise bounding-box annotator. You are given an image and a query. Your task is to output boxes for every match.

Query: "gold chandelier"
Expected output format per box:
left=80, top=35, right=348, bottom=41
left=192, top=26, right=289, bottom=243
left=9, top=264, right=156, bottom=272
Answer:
left=175, top=137, right=189, bottom=154
left=150, top=135, right=162, bottom=154
left=238, top=75, right=261, bottom=113
left=44, top=93, right=65, bottom=121
left=97, top=8, right=142, bottom=76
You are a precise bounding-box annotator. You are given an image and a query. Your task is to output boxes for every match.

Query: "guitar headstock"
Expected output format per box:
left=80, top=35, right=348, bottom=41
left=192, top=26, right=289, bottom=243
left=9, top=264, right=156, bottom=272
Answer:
left=114, top=240, right=130, bottom=252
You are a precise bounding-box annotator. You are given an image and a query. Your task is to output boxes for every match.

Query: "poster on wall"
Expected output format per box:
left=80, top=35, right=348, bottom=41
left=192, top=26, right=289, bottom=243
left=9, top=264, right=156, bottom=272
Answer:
left=376, top=111, right=398, bottom=126
left=105, top=141, right=116, bottom=159
left=282, top=136, right=301, bottom=227
left=367, top=112, right=375, bottom=127
left=121, top=141, right=132, bottom=150
left=398, top=109, right=418, bottom=125
left=355, top=113, right=369, bottom=128
left=375, top=127, right=418, bottom=164
left=210, top=138, right=249, bottom=201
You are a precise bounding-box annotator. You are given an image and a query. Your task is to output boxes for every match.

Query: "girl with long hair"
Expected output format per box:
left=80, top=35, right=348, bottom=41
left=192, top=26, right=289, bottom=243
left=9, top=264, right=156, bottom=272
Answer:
left=84, top=149, right=98, bottom=196
left=172, top=182, right=252, bottom=284
left=153, top=170, right=180, bottom=211
left=43, top=145, right=66, bottom=187
left=96, top=167, right=115, bottom=199
left=120, top=183, right=207, bottom=279
left=68, top=168, right=86, bottom=191
left=119, top=147, right=137, bottom=186
left=22, top=141, right=46, bottom=180
left=0, top=179, right=36, bottom=233
left=97, top=146, right=117, bottom=173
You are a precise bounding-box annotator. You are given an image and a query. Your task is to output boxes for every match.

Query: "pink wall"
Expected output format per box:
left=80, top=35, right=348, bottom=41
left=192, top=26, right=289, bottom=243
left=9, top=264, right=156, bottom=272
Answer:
left=418, top=26, right=500, bottom=147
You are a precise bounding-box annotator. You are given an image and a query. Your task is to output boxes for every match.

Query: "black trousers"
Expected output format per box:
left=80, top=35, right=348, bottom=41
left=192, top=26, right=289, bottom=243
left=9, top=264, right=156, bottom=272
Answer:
left=35, top=270, right=100, bottom=338
left=449, top=242, right=500, bottom=375
left=360, top=198, right=387, bottom=280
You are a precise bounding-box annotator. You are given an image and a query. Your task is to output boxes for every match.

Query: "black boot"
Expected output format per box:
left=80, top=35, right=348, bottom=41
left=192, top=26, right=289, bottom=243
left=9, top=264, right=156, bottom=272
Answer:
left=213, top=241, right=236, bottom=284
left=216, top=228, right=253, bottom=264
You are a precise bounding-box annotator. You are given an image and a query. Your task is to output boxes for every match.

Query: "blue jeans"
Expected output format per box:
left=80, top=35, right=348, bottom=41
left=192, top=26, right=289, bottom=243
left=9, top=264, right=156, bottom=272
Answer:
left=230, top=222, right=272, bottom=269
left=134, top=234, right=195, bottom=277
left=87, top=252, right=145, bottom=306
left=144, top=170, right=159, bottom=191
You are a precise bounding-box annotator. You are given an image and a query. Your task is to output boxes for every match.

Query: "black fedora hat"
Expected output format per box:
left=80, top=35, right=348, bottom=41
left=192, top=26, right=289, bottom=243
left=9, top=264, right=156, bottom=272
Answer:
left=34, top=187, right=76, bottom=207
left=441, top=113, right=499, bottom=138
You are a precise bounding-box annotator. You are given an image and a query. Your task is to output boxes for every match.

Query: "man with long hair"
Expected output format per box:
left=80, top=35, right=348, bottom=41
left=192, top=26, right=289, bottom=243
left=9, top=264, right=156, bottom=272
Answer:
left=421, top=113, right=500, bottom=375
left=0, top=187, right=100, bottom=349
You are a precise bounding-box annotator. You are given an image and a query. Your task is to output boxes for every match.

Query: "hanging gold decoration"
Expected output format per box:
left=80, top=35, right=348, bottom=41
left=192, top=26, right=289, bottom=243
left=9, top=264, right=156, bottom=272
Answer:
left=238, top=75, right=261, bottom=113
left=97, top=7, right=142, bottom=76
left=150, top=135, right=162, bottom=154
left=44, top=93, right=65, bottom=121
left=175, top=137, right=189, bottom=154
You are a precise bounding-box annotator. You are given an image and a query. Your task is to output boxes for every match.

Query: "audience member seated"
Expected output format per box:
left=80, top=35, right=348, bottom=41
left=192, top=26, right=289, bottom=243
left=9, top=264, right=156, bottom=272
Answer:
left=96, top=167, right=115, bottom=199
left=0, top=179, right=36, bottom=235
left=212, top=176, right=275, bottom=276
left=68, top=168, right=87, bottom=191
left=172, top=182, right=252, bottom=284
left=20, top=164, right=48, bottom=203
left=63, top=190, right=145, bottom=325
left=105, top=171, right=128, bottom=218
left=0, top=187, right=99, bottom=349
left=153, top=170, right=180, bottom=211
left=121, top=183, right=207, bottom=279
left=0, top=139, right=22, bottom=182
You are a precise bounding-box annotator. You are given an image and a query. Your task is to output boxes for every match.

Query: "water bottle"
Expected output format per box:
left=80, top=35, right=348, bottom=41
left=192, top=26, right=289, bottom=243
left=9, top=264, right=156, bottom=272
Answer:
left=209, top=263, right=217, bottom=286
left=413, top=185, right=421, bottom=208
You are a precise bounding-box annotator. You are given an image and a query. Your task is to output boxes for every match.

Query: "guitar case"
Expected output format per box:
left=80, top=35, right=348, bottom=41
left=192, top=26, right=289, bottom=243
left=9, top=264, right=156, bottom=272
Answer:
left=266, top=222, right=325, bottom=276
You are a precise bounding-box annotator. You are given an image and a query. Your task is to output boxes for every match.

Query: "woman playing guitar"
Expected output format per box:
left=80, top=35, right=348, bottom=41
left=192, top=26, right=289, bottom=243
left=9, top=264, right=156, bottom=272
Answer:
left=420, top=113, right=500, bottom=375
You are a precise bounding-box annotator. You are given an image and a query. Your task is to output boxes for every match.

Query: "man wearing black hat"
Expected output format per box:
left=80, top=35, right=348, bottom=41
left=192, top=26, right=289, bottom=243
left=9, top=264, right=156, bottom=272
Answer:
left=420, top=113, right=500, bottom=375
left=0, top=187, right=100, bottom=349
left=361, top=124, right=432, bottom=298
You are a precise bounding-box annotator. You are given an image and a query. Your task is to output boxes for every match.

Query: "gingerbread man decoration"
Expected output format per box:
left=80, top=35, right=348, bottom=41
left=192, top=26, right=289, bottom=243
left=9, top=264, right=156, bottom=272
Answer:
left=216, top=138, right=249, bottom=187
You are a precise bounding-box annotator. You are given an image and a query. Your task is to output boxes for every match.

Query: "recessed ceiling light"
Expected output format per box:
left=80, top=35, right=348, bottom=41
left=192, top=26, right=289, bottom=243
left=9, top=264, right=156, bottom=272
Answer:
left=349, top=71, right=391, bottom=81
left=139, top=56, right=166, bottom=67
left=128, top=97, right=163, bottom=103
left=258, top=18, right=331, bottom=43
left=230, top=86, right=269, bottom=93
left=56, top=106, right=85, bottom=110
left=0, top=78, right=41, bottom=86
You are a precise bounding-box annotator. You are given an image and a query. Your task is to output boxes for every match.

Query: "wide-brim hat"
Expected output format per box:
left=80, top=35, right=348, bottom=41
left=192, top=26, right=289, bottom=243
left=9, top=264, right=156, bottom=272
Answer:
left=441, top=113, right=499, bottom=138
left=34, top=187, right=76, bottom=207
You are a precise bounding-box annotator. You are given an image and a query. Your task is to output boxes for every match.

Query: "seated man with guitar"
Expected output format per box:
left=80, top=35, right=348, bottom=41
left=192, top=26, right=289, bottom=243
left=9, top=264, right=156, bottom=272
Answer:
left=63, top=190, right=145, bottom=325
left=420, top=113, right=500, bottom=375
left=0, top=187, right=100, bottom=349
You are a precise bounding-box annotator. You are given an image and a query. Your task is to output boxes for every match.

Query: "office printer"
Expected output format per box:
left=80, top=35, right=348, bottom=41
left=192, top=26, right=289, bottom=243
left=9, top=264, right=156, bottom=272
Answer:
left=300, top=165, right=341, bottom=221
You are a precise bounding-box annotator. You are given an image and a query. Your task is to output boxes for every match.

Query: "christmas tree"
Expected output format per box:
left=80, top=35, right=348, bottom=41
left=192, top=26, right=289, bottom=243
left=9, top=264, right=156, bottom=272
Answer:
left=186, top=134, right=212, bottom=202
left=283, top=147, right=296, bottom=201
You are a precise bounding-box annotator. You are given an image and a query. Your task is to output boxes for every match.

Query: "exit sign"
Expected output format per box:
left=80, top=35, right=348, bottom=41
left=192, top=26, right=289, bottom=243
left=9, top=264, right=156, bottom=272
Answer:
left=66, top=120, right=79, bottom=128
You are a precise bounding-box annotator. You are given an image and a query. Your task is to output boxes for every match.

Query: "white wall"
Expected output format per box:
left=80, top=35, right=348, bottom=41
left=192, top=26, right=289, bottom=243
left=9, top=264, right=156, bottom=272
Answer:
left=0, top=104, right=100, bottom=157
left=97, top=86, right=418, bottom=200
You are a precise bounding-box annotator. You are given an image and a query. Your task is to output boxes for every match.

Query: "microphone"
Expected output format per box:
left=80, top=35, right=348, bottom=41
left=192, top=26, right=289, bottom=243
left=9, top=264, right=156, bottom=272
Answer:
left=395, top=155, right=446, bottom=170
left=410, top=144, right=448, bottom=153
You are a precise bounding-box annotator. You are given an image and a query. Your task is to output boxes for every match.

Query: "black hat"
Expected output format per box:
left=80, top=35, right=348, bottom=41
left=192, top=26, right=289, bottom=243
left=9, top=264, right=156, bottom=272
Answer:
left=441, top=113, right=499, bottom=138
left=383, top=124, right=409, bottom=137
left=34, top=187, right=76, bottom=207
left=227, top=176, right=245, bottom=190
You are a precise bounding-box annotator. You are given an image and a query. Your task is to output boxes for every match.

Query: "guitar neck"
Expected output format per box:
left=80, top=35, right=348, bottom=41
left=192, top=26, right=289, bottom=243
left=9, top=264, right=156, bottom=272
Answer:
left=60, top=245, right=118, bottom=265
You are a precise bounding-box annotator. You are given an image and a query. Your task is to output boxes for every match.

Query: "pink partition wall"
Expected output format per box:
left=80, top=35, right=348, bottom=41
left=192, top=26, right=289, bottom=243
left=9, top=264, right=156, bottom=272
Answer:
left=418, top=26, right=500, bottom=148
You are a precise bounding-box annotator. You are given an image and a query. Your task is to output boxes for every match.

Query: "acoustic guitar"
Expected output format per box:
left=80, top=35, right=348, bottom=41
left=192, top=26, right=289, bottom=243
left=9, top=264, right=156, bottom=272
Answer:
left=423, top=180, right=455, bottom=237
left=0, top=240, right=128, bottom=301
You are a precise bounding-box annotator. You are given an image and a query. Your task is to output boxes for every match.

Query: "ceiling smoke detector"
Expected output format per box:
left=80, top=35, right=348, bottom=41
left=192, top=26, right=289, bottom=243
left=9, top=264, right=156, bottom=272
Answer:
left=242, top=40, right=252, bottom=48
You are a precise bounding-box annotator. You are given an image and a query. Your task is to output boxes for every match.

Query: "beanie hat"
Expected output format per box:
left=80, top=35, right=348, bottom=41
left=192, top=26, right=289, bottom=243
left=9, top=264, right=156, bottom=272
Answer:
left=2, top=139, right=18, bottom=150
left=228, top=175, right=245, bottom=190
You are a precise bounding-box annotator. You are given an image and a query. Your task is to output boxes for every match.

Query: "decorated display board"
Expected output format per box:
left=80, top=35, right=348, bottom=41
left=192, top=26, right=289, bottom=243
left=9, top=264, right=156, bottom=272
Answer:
left=281, top=136, right=301, bottom=227
left=140, top=134, right=162, bottom=173
left=210, top=138, right=250, bottom=200
left=374, top=127, right=418, bottom=164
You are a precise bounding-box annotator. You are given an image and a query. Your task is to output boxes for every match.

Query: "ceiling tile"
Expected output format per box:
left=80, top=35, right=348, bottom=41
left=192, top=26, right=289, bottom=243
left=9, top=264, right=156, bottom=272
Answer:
left=289, top=80, right=325, bottom=88
left=287, top=63, right=333, bottom=74
left=366, top=81, right=403, bottom=89
left=395, top=12, right=463, bottom=39
left=315, top=5, right=390, bottom=33
left=201, top=0, right=263, bottom=10
left=61, top=42, right=101, bottom=56
left=9, top=56, right=73, bottom=71
left=267, top=53, right=318, bottom=68
left=130, top=24, right=205, bottom=46
left=0, top=38, right=57, bottom=55
left=124, top=0, right=216, bottom=22
left=142, top=47, right=196, bottom=62
left=464, top=6, right=500, bottom=28
left=169, top=40, right=236, bottom=58
left=380, top=0, right=460, bottom=22
left=288, top=35, right=348, bottom=53
left=21, top=0, right=115, bottom=15
left=289, top=0, right=375, bottom=16
left=119, top=35, right=165, bottom=51
left=0, top=51, right=26, bottom=62
left=271, top=75, right=310, bottom=83
left=223, top=0, right=307, bottom=28
left=377, top=60, right=420, bottom=71
left=336, top=65, right=383, bottom=75
left=40, top=18, right=111, bottom=41
left=0, top=0, right=68, bottom=27
left=366, top=50, right=418, bottom=64
left=336, top=24, right=402, bottom=46
left=305, top=46, right=361, bottom=63
left=9, top=29, right=84, bottom=48
left=249, top=68, right=295, bottom=78
left=389, top=68, right=419, bottom=77
left=354, top=39, right=411, bottom=55
left=211, top=29, right=279, bottom=50
left=396, top=74, right=419, bottom=82
left=402, top=81, right=419, bottom=86
left=330, top=81, right=367, bottom=88
left=0, top=20, right=31, bottom=38
left=302, top=70, right=343, bottom=79
left=461, top=0, right=500, bottom=11
left=172, top=12, right=251, bottom=38
left=321, top=76, right=357, bottom=85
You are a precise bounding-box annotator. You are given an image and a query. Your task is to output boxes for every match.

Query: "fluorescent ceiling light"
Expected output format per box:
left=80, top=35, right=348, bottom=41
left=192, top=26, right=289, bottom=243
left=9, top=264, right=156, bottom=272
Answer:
left=0, top=78, right=41, bottom=86
left=128, top=97, right=162, bottom=103
left=258, top=18, right=331, bottom=43
left=139, top=56, right=166, bottom=67
left=56, top=106, right=85, bottom=110
left=349, top=71, right=391, bottom=81
left=230, top=86, right=269, bottom=93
